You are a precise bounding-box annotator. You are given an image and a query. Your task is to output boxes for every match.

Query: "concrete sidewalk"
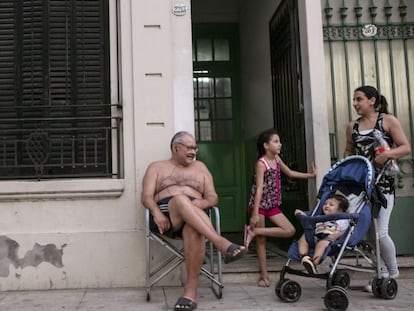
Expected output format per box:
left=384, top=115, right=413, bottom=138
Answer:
left=0, top=276, right=413, bottom=311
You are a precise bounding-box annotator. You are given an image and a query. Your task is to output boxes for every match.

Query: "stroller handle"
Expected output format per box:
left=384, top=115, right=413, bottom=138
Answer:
left=296, top=212, right=359, bottom=228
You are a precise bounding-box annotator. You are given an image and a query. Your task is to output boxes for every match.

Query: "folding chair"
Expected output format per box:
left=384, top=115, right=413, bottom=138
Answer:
left=145, top=206, right=223, bottom=301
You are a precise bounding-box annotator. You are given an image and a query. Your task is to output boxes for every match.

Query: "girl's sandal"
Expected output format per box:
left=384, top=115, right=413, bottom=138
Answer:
left=244, top=225, right=255, bottom=250
left=257, top=277, right=270, bottom=287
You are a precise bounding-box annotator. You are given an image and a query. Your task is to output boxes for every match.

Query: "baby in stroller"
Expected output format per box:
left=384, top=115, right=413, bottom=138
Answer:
left=295, top=194, right=349, bottom=274
left=276, top=155, right=398, bottom=311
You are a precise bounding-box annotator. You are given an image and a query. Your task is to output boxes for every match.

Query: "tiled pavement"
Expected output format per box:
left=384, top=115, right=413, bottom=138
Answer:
left=0, top=277, right=413, bottom=310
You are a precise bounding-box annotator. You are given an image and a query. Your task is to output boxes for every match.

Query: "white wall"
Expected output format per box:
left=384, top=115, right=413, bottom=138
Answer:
left=298, top=0, right=331, bottom=191
left=0, top=0, right=194, bottom=290
left=0, top=0, right=333, bottom=290
left=239, top=1, right=281, bottom=139
left=238, top=0, right=328, bottom=201
left=192, top=0, right=328, bottom=195
left=192, top=0, right=279, bottom=139
left=0, top=0, right=139, bottom=291
left=191, top=0, right=240, bottom=23
left=239, top=0, right=329, bottom=191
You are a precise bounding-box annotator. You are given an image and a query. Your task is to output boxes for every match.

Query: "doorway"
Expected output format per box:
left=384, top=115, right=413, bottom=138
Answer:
left=269, top=0, right=309, bottom=247
left=192, top=23, right=245, bottom=232
left=191, top=1, right=309, bottom=240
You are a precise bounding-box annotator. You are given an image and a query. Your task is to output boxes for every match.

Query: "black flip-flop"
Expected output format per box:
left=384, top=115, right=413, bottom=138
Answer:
left=174, top=296, right=197, bottom=311
left=224, top=243, right=244, bottom=264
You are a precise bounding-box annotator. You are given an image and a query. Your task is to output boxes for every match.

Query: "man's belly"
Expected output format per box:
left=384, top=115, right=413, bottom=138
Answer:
left=155, top=185, right=202, bottom=202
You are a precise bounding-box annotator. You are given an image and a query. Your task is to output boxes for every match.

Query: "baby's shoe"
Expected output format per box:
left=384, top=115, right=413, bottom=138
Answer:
left=301, top=256, right=317, bottom=274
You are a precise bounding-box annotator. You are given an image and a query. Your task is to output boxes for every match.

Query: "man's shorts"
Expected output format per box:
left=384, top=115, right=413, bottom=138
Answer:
left=149, top=196, right=183, bottom=238
left=149, top=196, right=201, bottom=238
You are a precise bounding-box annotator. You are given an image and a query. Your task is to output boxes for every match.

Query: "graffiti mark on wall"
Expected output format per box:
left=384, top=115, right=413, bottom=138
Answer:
left=0, top=235, right=66, bottom=277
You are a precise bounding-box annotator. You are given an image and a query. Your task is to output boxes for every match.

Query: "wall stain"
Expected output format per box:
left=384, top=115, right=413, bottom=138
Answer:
left=0, top=235, right=66, bottom=277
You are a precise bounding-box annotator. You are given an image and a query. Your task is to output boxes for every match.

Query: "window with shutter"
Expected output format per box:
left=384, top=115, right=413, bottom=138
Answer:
left=0, top=0, right=119, bottom=180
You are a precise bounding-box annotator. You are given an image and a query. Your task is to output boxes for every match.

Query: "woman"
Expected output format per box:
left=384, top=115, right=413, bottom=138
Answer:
left=344, top=85, right=411, bottom=284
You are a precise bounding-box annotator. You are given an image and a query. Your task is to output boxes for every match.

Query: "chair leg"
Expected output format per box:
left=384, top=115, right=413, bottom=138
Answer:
left=205, top=206, right=223, bottom=298
left=145, top=207, right=224, bottom=300
left=203, top=238, right=223, bottom=298
left=145, top=209, right=151, bottom=301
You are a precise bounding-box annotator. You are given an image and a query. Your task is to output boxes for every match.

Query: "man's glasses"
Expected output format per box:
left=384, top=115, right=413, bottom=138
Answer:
left=176, top=142, right=199, bottom=153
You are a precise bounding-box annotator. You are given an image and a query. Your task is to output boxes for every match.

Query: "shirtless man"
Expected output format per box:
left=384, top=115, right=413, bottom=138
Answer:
left=141, top=131, right=245, bottom=311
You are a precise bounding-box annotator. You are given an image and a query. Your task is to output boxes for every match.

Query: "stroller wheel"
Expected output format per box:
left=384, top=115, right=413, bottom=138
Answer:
left=324, top=286, right=349, bottom=311
left=333, top=270, right=350, bottom=289
left=275, top=279, right=283, bottom=299
left=380, top=277, right=398, bottom=299
left=371, top=277, right=382, bottom=298
left=279, top=279, right=301, bottom=303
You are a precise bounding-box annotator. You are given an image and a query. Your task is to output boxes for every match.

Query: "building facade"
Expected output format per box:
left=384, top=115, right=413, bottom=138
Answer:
left=0, top=0, right=412, bottom=290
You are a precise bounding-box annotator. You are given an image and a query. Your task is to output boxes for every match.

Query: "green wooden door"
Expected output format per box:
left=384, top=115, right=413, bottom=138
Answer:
left=192, top=24, right=245, bottom=232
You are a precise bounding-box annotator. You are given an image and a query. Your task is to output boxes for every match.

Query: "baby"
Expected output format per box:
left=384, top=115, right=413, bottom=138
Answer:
left=294, top=194, right=349, bottom=274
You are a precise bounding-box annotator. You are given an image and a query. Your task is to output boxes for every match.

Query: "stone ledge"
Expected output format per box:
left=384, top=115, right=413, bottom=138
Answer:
left=0, top=179, right=125, bottom=201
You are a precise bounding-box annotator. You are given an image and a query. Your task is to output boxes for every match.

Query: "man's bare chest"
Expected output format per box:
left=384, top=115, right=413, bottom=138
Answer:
left=158, top=169, right=203, bottom=190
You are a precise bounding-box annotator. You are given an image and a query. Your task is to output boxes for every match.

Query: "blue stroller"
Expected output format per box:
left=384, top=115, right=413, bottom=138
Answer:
left=275, top=155, right=398, bottom=311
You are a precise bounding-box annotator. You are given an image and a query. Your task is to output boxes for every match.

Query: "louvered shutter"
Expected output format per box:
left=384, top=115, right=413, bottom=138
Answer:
left=0, top=0, right=112, bottom=179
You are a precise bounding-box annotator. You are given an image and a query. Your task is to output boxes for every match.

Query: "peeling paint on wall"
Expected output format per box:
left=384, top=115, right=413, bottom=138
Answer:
left=0, top=235, right=66, bottom=277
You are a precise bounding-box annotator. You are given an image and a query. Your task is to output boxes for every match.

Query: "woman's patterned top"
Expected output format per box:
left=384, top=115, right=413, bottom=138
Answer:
left=352, top=113, right=395, bottom=193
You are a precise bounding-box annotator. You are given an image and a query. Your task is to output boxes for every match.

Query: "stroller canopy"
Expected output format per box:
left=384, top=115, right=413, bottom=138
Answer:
left=318, top=155, right=375, bottom=201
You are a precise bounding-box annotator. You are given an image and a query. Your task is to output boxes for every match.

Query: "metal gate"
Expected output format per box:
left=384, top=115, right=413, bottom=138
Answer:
left=323, top=0, right=414, bottom=254
left=269, top=0, right=308, bottom=248
left=270, top=0, right=305, bottom=176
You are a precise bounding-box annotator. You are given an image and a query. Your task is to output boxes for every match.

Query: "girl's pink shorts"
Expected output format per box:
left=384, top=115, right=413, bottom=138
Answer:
left=248, top=206, right=282, bottom=217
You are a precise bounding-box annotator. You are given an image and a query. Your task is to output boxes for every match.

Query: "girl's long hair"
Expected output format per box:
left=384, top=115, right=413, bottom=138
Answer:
left=256, top=129, right=279, bottom=158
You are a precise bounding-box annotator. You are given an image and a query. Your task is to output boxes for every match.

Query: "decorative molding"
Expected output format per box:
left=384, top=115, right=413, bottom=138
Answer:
left=323, top=23, right=414, bottom=41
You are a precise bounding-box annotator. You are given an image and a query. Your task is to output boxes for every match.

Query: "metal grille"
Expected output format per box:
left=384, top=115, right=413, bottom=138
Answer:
left=0, top=0, right=120, bottom=180
left=323, top=0, right=413, bottom=194
left=269, top=0, right=307, bottom=180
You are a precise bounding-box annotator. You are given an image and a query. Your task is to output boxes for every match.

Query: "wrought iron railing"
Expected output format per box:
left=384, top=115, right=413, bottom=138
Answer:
left=322, top=0, right=414, bottom=192
left=0, top=115, right=122, bottom=180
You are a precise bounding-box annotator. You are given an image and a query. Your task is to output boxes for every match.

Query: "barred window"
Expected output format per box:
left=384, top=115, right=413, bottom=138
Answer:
left=0, top=0, right=120, bottom=180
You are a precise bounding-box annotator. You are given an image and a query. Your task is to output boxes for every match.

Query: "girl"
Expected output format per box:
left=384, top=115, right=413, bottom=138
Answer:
left=245, top=129, right=316, bottom=287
